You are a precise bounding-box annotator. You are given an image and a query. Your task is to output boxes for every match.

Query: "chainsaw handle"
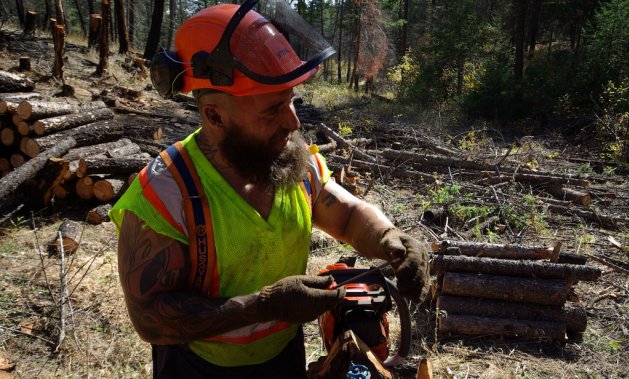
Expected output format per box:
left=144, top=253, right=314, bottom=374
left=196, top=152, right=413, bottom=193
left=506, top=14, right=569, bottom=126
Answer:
left=383, top=277, right=412, bottom=366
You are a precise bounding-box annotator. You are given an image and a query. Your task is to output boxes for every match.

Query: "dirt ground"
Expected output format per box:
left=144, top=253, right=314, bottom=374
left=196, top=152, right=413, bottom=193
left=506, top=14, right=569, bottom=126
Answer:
left=1, top=27, right=628, bottom=378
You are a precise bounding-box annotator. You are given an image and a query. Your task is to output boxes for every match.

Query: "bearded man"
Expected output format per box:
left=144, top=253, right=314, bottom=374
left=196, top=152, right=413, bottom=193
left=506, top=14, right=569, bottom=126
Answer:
left=110, top=0, right=430, bottom=377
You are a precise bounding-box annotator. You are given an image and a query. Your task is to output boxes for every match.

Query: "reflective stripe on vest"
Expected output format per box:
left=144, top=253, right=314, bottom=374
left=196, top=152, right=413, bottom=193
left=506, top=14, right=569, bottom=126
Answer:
left=138, top=141, right=316, bottom=344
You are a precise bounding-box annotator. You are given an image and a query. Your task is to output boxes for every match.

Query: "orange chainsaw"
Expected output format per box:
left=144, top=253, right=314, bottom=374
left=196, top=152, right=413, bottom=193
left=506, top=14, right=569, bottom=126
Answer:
left=317, top=260, right=412, bottom=366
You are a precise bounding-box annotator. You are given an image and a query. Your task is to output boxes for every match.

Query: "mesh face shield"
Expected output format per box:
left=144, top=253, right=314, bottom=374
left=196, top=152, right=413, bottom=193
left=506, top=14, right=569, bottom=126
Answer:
left=191, top=0, right=335, bottom=87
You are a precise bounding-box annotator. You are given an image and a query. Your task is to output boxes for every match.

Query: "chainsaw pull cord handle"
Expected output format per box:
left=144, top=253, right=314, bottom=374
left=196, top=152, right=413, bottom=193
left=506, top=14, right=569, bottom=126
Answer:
left=383, top=277, right=412, bottom=366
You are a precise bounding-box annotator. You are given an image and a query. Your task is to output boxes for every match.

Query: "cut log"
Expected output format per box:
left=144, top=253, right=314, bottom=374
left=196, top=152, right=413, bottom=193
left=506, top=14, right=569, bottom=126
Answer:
left=1, top=127, right=16, bottom=146
left=0, top=121, right=122, bottom=203
left=317, top=123, right=377, bottom=163
left=479, top=171, right=590, bottom=189
left=430, top=255, right=601, bottom=281
left=19, top=136, right=40, bottom=158
left=54, top=219, right=82, bottom=255
left=437, top=295, right=587, bottom=334
left=52, top=182, right=73, bottom=200
left=83, top=157, right=151, bottom=176
left=30, top=157, right=69, bottom=205
left=0, top=92, right=42, bottom=102
left=30, top=120, right=123, bottom=155
left=0, top=100, right=19, bottom=114
left=306, top=330, right=394, bottom=379
left=123, top=121, right=164, bottom=141
left=0, top=157, right=9, bottom=171
left=438, top=313, right=566, bottom=341
left=0, top=70, right=35, bottom=92
left=383, top=149, right=493, bottom=171
left=10, top=153, right=26, bottom=169
left=75, top=177, right=94, bottom=200
left=545, top=186, right=592, bottom=206
left=18, top=100, right=108, bottom=121
left=441, top=272, right=571, bottom=305
left=12, top=114, right=23, bottom=125
left=93, top=178, right=125, bottom=201
left=432, top=240, right=555, bottom=260
left=16, top=120, right=43, bottom=136
left=547, top=204, right=618, bottom=230
left=86, top=203, right=112, bottom=225
left=62, top=138, right=132, bottom=161
left=127, top=172, right=138, bottom=185
left=33, top=106, right=113, bottom=135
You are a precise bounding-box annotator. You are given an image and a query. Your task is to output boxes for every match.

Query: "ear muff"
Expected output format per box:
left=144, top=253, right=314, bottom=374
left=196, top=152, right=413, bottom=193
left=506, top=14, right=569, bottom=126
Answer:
left=150, top=49, right=185, bottom=99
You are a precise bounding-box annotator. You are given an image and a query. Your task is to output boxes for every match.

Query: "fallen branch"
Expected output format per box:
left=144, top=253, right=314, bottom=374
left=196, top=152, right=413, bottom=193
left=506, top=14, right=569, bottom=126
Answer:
left=317, top=123, right=377, bottom=163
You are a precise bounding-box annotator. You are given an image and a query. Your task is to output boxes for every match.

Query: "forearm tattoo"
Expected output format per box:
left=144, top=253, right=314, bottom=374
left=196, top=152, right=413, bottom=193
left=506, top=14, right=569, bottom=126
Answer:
left=118, top=213, right=257, bottom=344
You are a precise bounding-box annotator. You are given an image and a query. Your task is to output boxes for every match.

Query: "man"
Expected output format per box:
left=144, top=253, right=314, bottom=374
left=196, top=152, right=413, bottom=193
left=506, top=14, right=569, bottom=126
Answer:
left=110, top=0, right=430, bottom=377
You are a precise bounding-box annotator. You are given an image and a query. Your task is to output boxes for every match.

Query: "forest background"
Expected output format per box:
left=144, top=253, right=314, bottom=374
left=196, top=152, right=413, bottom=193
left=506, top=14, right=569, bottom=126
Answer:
left=1, top=0, right=628, bottom=163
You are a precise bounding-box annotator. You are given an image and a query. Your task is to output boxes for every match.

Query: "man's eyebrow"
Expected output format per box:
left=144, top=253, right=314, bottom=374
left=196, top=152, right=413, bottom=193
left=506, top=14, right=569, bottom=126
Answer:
left=262, top=92, right=295, bottom=114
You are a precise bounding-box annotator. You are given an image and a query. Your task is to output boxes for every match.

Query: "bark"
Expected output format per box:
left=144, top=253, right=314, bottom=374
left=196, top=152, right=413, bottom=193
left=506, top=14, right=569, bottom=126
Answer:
left=0, top=92, right=42, bottom=102
left=54, top=220, right=82, bottom=255
left=0, top=70, right=35, bottom=92
left=383, top=149, right=494, bottom=171
left=128, top=0, right=135, bottom=46
left=430, top=255, right=601, bottom=282
left=547, top=204, right=619, bottom=230
left=93, top=177, right=125, bottom=201
left=23, top=10, right=38, bottom=34
left=143, top=0, right=166, bottom=60
left=437, top=295, right=587, bottom=334
left=432, top=240, right=555, bottom=260
left=96, top=0, right=111, bottom=76
left=33, top=106, right=113, bottom=135
left=107, top=142, right=141, bottom=158
left=31, top=157, right=69, bottom=205
left=86, top=203, right=112, bottom=225
left=441, top=272, right=571, bottom=305
left=513, top=0, right=528, bottom=82
left=54, top=0, right=66, bottom=31
left=166, top=0, right=176, bottom=49
left=337, top=0, right=344, bottom=84
left=16, top=0, right=25, bottom=26
left=439, top=314, right=566, bottom=341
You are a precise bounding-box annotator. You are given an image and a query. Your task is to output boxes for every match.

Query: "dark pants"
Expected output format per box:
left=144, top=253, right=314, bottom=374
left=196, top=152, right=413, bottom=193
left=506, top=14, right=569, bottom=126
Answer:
left=152, top=328, right=306, bottom=379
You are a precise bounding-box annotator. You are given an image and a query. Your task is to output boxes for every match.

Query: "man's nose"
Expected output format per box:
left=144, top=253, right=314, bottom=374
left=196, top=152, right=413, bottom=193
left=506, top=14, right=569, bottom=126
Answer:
left=280, top=103, right=300, bottom=132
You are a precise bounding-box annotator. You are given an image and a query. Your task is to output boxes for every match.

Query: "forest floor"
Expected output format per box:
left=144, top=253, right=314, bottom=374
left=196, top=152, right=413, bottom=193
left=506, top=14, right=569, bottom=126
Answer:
left=0, top=27, right=628, bottom=378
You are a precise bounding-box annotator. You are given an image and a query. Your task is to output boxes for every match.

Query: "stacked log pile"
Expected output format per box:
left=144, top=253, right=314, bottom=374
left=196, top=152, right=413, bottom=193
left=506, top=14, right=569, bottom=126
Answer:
left=0, top=72, right=164, bottom=223
left=430, top=240, right=601, bottom=341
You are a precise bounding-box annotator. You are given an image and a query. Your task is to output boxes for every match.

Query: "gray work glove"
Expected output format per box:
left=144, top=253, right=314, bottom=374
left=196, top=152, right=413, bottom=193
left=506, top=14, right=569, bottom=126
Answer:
left=257, top=275, right=346, bottom=324
left=379, top=228, right=431, bottom=303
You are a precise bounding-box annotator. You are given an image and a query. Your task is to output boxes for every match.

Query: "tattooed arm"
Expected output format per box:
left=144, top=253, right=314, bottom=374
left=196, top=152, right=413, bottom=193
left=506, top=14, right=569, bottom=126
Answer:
left=117, top=211, right=262, bottom=345
left=312, top=180, right=394, bottom=260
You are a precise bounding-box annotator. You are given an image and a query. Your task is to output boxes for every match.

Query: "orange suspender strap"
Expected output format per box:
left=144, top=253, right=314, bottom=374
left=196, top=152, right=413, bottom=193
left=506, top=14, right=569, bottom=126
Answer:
left=160, top=142, right=220, bottom=297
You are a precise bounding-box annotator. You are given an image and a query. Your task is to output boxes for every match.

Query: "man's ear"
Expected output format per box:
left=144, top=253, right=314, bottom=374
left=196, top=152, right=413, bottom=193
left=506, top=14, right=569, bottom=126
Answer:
left=201, top=104, right=223, bottom=126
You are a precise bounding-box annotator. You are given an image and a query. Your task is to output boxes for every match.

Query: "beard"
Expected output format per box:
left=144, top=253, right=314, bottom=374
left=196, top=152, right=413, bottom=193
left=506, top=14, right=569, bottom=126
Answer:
left=219, top=122, right=309, bottom=188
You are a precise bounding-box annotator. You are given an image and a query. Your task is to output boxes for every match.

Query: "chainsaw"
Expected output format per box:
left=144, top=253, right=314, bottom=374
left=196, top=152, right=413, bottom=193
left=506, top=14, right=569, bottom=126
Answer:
left=317, top=259, right=412, bottom=366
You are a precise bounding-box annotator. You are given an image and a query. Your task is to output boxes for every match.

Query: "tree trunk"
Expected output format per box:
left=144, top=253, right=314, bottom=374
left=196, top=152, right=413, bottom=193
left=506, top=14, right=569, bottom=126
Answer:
left=144, top=0, right=166, bottom=60
left=166, top=0, right=176, bottom=49
left=29, top=120, right=123, bottom=156
left=16, top=0, right=25, bottom=27
left=96, top=0, right=111, bottom=76
left=54, top=0, right=66, bottom=32
left=23, top=10, right=38, bottom=35
left=82, top=157, right=151, bottom=176
left=62, top=138, right=132, bottom=161
left=399, top=0, right=409, bottom=56
left=115, top=0, right=130, bottom=53
left=52, top=24, right=65, bottom=80
left=88, top=14, right=102, bottom=48
left=431, top=239, right=557, bottom=260
left=128, top=0, right=135, bottom=46
left=526, top=0, right=541, bottom=56
left=73, top=0, right=87, bottom=36
left=337, top=0, right=344, bottom=84
left=513, top=0, right=528, bottom=82
left=87, top=0, right=95, bottom=14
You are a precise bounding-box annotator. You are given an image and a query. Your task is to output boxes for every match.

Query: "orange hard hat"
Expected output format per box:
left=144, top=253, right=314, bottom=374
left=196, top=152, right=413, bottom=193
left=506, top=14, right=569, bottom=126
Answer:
left=167, top=0, right=334, bottom=97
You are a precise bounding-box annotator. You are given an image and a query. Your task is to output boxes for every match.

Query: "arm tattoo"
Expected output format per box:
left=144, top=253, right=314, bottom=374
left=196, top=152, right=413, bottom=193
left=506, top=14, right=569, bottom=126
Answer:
left=118, top=213, right=260, bottom=344
left=322, top=193, right=338, bottom=207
